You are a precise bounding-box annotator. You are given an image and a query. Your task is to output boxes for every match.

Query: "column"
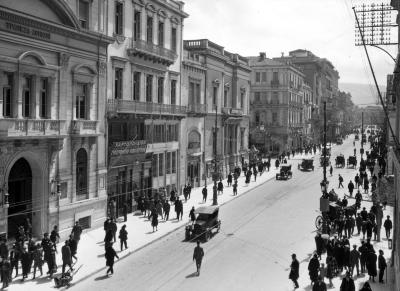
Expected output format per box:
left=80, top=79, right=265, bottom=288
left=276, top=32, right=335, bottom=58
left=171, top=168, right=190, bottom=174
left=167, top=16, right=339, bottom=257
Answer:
left=0, top=71, right=4, bottom=118
left=15, top=72, right=22, bottom=118
left=34, top=75, right=40, bottom=119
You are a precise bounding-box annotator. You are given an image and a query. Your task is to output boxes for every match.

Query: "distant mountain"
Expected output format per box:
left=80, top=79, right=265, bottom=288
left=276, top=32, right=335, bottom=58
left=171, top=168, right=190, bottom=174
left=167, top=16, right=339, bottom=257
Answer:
left=339, top=82, right=386, bottom=107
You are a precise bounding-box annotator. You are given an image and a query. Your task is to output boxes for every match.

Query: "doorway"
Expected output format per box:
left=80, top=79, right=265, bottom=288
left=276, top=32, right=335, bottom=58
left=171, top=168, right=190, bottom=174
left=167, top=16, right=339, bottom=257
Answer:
left=8, top=158, right=32, bottom=238
left=187, top=161, right=199, bottom=187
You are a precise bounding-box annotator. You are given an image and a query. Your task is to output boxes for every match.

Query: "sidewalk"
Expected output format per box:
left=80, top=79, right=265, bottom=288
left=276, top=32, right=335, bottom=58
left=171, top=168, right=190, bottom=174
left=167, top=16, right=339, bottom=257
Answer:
left=10, top=152, right=316, bottom=290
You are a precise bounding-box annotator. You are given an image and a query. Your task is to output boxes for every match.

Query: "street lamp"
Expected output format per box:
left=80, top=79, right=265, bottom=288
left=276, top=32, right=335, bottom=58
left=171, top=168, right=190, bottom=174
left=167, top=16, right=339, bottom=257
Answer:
left=212, top=104, right=219, bottom=206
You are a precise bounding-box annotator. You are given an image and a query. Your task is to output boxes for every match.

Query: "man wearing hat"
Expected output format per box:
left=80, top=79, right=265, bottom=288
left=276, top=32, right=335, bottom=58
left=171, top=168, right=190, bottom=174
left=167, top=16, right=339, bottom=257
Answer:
left=340, top=271, right=355, bottom=291
left=349, top=244, right=360, bottom=277
left=383, top=215, right=392, bottom=239
left=312, top=276, right=327, bottom=291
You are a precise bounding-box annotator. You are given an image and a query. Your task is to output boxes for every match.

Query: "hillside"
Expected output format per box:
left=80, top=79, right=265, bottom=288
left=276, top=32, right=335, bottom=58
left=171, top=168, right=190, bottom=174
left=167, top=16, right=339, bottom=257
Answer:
left=339, top=82, right=386, bottom=107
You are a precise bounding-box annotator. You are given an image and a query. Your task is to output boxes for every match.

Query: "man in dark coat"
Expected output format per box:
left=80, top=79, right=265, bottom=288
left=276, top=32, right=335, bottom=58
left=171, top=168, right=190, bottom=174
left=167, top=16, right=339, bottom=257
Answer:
left=340, top=271, right=355, bottom=291
left=202, top=187, right=207, bottom=203
left=119, top=225, right=128, bottom=251
left=193, top=241, right=204, bottom=276
left=71, top=221, right=83, bottom=246
left=227, top=173, right=232, bottom=186
left=105, top=242, right=119, bottom=276
left=308, top=254, right=320, bottom=285
left=289, top=253, right=300, bottom=289
left=366, top=250, right=377, bottom=282
left=163, top=201, right=170, bottom=221
left=61, top=241, right=73, bottom=275
left=1, top=258, right=10, bottom=288
left=383, top=215, right=392, bottom=239
left=378, top=250, right=387, bottom=283
left=122, top=202, right=128, bottom=222
left=315, top=233, right=324, bottom=259
left=68, top=234, right=78, bottom=263
left=0, top=239, right=9, bottom=260
left=110, top=219, right=117, bottom=242
left=21, top=247, right=31, bottom=280
left=347, top=180, right=355, bottom=197
left=349, top=245, right=360, bottom=277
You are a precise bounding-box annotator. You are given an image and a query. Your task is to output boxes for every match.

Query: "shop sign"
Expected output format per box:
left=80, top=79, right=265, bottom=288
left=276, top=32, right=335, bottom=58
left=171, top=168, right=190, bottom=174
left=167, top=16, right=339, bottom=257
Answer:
left=110, top=140, right=147, bottom=156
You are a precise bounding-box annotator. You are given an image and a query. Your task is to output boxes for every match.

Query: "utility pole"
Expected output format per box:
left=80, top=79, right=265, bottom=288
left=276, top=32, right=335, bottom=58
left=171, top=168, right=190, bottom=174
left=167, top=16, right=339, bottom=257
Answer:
left=212, top=105, right=218, bottom=205
left=361, top=111, right=364, bottom=158
left=323, top=101, right=327, bottom=184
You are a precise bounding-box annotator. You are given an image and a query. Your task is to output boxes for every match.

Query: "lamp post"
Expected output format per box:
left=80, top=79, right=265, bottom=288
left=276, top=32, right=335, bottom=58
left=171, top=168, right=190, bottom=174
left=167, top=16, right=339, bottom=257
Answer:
left=212, top=104, right=218, bottom=206
left=319, top=101, right=330, bottom=234
left=360, top=111, right=364, bottom=158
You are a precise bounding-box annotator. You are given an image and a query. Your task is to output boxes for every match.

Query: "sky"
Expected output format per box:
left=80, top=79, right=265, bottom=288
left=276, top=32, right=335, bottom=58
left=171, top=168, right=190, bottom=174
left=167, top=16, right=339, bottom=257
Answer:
left=183, top=0, right=397, bottom=100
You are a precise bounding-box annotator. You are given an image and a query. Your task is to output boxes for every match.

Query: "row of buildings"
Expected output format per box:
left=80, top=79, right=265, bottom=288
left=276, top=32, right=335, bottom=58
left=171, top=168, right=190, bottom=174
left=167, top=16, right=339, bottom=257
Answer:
left=0, top=0, right=355, bottom=238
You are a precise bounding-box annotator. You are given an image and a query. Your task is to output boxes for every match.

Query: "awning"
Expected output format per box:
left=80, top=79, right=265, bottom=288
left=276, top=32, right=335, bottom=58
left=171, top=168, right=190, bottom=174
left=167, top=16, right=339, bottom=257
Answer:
left=225, top=117, right=243, bottom=124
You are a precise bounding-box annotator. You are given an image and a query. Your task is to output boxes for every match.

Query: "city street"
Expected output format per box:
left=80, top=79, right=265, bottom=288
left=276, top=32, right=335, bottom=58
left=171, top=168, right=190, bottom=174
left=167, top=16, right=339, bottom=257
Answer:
left=69, top=135, right=393, bottom=291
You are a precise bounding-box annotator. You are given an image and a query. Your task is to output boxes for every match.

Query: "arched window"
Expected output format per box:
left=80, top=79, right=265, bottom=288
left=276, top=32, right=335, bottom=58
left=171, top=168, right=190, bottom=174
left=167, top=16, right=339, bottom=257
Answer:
left=188, top=130, right=201, bottom=149
left=76, top=148, right=88, bottom=198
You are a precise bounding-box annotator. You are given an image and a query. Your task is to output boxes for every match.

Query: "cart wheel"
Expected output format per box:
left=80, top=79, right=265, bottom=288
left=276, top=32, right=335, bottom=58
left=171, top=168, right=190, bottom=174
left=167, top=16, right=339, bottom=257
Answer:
left=315, top=215, right=323, bottom=230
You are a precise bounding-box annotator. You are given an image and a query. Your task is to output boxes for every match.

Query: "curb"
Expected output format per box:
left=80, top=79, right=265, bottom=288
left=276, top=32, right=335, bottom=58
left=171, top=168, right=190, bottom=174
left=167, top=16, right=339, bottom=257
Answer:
left=65, top=171, right=277, bottom=288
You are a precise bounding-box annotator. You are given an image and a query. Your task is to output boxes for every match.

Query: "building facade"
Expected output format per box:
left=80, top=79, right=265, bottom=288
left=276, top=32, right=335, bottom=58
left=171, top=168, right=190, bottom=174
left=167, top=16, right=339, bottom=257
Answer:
left=184, top=40, right=250, bottom=182
left=181, top=49, right=206, bottom=188
left=274, top=50, right=340, bottom=143
left=105, top=0, right=188, bottom=213
left=0, top=0, right=113, bottom=238
left=249, top=53, right=308, bottom=155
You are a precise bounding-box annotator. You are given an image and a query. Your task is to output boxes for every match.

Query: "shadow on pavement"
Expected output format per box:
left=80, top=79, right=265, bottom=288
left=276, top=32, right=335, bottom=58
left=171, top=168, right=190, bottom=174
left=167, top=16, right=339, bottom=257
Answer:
left=185, top=272, right=198, bottom=278
left=94, top=275, right=109, bottom=281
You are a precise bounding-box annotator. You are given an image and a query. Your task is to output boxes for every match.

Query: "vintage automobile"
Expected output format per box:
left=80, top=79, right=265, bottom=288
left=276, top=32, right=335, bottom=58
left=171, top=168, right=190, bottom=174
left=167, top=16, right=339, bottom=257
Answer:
left=347, top=155, right=357, bottom=168
left=185, top=206, right=221, bottom=242
left=298, top=158, right=314, bottom=171
left=276, top=164, right=292, bottom=180
left=320, top=156, right=330, bottom=167
left=336, top=138, right=343, bottom=145
left=315, top=202, right=342, bottom=231
left=335, top=154, right=345, bottom=168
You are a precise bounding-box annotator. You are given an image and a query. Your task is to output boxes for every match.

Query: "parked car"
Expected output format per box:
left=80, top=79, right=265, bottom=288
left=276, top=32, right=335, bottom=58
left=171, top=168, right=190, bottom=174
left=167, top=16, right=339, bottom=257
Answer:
left=276, top=164, right=292, bottom=180
left=335, top=154, right=345, bottom=168
left=298, top=158, right=314, bottom=171
left=185, top=206, right=221, bottom=242
left=347, top=156, right=357, bottom=168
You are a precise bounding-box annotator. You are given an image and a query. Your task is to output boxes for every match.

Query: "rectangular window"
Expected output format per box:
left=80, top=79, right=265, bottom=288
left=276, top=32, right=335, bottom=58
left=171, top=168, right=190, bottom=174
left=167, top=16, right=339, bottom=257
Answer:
left=133, top=72, right=141, bottom=101
left=172, top=151, right=176, bottom=173
left=39, top=78, right=48, bottom=118
left=146, top=74, right=153, bottom=102
left=224, top=88, right=228, bottom=107
left=114, top=1, right=123, bottom=35
left=22, top=76, right=32, bottom=118
left=262, top=72, right=267, bottom=82
left=3, top=73, right=12, bottom=117
left=195, top=83, right=201, bottom=104
left=255, top=72, right=261, bottom=83
left=240, top=129, right=244, bottom=149
left=152, top=155, right=158, bottom=177
left=157, top=77, right=164, bottom=103
left=76, top=83, right=88, bottom=119
left=158, top=153, right=164, bottom=176
left=114, top=68, right=123, bottom=99
left=189, top=82, right=195, bottom=103
left=171, top=27, right=177, bottom=52
left=133, top=10, right=141, bottom=41
left=170, top=79, right=176, bottom=105
left=158, top=21, right=164, bottom=46
left=213, top=87, right=218, bottom=106
left=79, top=0, right=89, bottom=29
left=273, top=72, right=279, bottom=82
left=146, top=16, right=153, bottom=43
left=241, top=91, right=245, bottom=109
left=166, top=152, right=171, bottom=174
left=255, top=92, right=260, bottom=102
left=272, top=112, right=278, bottom=123
left=273, top=92, right=279, bottom=104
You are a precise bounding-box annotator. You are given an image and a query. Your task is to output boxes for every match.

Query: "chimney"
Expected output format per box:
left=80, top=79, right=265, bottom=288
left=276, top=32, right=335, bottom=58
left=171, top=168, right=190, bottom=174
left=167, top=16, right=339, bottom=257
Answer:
left=259, top=52, right=266, bottom=61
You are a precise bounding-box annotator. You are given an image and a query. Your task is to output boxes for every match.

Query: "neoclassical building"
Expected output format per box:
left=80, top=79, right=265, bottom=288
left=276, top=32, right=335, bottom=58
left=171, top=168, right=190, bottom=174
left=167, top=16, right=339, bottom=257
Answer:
left=0, top=0, right=113, bottom=238
left=184, top=40, right=251, bottom=182
left=105, top=0, right=188, bottom=212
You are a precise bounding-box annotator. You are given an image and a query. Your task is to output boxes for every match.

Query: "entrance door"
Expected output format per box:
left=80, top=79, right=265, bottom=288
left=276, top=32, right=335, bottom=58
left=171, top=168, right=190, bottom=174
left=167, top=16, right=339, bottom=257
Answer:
left=187, top=162, right=199, bottom=187
left=8, top=158, right=32, bottom=238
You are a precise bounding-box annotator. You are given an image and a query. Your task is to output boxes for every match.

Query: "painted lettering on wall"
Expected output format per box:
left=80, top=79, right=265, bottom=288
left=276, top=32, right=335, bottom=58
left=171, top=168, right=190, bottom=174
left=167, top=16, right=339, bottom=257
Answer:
left=5, top=22, right=51, bottom=40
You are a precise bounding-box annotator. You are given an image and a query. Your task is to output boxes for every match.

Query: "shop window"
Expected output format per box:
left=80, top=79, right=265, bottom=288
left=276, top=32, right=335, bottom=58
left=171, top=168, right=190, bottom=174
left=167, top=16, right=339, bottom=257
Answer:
left=2, top=73, right=13, bottom=117
left=76, top=148, right=88, bottom=199
left=152, top=155, right=158, bottom=177
left=172, top=151, right=176, bottom=173
left=166, top=152, right=171, bottom=174
left=158, top=153, right=164, bottom=176
left=78, top=216, right=91, bottom=229
left=76, top=83, right=88, bottom=119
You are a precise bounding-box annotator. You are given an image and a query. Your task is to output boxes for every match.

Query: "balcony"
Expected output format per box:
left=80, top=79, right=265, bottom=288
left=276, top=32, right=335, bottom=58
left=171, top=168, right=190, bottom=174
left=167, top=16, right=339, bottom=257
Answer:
left=107, top=99, right=187, bottom=117
left=230, top=108, right=243, bottom=116
left=0, top=119, right=67, bottom=138
left=70, top=120, right=98, bottom=135
left=187, top=103, right=207, bottom=116
left=127, top=39, right=177, bottom=66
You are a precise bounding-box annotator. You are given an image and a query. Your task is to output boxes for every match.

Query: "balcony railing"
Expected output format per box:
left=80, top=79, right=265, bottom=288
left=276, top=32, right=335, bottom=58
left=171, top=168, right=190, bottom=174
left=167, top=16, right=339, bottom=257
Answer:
left=187, top=103, right=207, bottom=115
left=0, top=119, right=66, bottom=138
left=70, top=120, right=98, bottom=135
left=230, top=108, right=243, bottom=116
left=128, top=39, right=177, bottom=65
left=108, top=99, right=187, bottom=116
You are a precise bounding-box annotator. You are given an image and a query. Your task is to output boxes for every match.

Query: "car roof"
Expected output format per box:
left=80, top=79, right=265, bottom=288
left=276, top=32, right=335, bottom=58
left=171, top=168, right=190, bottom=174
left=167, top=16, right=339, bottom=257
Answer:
left=280, top=164, right=291, bottom=167
left=195, top=205, right=219, bottom=214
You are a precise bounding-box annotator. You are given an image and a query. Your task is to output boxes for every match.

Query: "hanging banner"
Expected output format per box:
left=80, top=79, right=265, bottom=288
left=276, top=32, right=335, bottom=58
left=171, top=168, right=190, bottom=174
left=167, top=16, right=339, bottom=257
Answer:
left=110, top=140, right=147, bottom=156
